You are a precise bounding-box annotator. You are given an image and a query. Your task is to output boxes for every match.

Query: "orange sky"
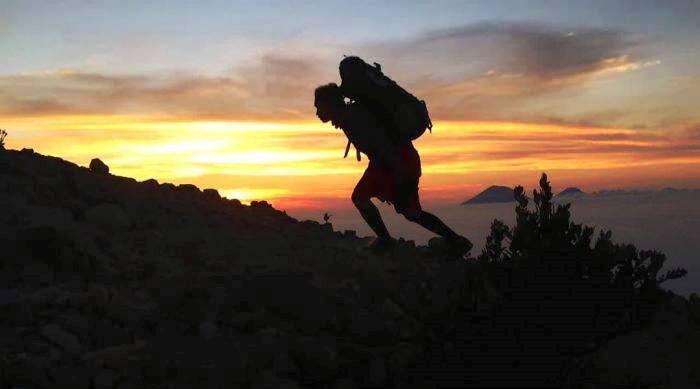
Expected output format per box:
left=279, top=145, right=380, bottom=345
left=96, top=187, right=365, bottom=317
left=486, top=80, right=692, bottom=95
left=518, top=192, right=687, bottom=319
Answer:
left=5, top=114, right=700, bottom=213
left=3, top=5, right=700, bottom=215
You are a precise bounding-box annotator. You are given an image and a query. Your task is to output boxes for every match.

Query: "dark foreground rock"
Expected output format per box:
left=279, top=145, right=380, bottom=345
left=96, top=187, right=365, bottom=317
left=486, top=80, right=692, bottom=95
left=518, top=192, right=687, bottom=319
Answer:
left=0, top=149, right=697, bottom=389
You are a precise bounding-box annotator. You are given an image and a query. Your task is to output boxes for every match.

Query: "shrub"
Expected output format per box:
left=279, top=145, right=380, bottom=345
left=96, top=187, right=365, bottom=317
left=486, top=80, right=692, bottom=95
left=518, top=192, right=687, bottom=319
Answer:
left=0, top=129, right=7, bottom=149
left=478, top=173, right=687, bottom=351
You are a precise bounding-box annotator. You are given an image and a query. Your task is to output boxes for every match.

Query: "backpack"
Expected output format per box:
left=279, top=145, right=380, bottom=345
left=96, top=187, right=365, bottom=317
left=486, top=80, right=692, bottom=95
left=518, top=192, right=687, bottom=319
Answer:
left=338, top=56, right=433, bottom=144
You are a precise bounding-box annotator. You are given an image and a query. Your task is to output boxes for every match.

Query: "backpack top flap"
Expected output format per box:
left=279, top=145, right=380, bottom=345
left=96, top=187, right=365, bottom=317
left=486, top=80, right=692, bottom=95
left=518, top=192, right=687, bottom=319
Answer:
left=339, top=56, right=432, bottom=142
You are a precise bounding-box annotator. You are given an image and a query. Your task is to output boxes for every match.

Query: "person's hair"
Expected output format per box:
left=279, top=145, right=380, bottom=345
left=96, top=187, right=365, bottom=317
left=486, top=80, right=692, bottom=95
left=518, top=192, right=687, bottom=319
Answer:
left=314, top=83, right=344, bottom=107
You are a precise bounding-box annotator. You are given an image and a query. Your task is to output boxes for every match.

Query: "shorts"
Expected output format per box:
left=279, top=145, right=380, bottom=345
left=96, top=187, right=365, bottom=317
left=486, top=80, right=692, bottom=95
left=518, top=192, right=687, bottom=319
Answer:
left=352, top=143, right=422, bottom=214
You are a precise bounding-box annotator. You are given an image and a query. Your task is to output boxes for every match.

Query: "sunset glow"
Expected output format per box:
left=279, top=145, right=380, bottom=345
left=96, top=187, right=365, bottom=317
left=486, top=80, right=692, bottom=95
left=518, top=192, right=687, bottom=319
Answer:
left=5, top=113, right=700, bottom=212
left=3, top=1, right=699, bottom=214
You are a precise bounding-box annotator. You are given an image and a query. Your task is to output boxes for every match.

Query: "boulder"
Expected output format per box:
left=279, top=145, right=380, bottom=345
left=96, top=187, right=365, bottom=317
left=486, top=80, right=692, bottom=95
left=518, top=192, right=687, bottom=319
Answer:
left=177, top=183, right=200, bottom=194
left=380, top=298, right=405, bottom=320
left=89, top=158, right=109, bottom=175
left=251, top=371, right=302, bottom=389
left=246, top=333, right=285, bottom=371
left=142, top=178, right=159, bottom=187
left=93, top=369, right=118, bottom=389
left=51, top=366, right=92, bottom=389
left=332, top=378, right=359, bottom=389
left=689, top=293, right=700, bottom=323
left=202, top=188, right=221, bottom=200
left=0, top=289, right=21, bottom=308
left=41, top=324, right=81, bottom=354
left=272, top=352, right=300, bottom=379
left=81, top=341, right=149, bottom=370
left=198, top=320, right=218, bottom=340
left=368, top=357, right=387, bottom=387
left=291, top=336, right=339, bottom=382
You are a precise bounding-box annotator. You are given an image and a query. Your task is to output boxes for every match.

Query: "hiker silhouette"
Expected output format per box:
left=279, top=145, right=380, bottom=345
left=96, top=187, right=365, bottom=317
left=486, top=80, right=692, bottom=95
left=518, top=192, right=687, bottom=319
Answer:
left=314, top=79, right=472, bottom=256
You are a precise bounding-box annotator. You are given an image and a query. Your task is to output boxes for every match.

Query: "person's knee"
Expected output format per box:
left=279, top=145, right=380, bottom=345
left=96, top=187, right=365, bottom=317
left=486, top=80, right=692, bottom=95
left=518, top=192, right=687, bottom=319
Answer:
left=401, top=207, right=422, bottom=222
left=351, top=191, right=371, bottom=209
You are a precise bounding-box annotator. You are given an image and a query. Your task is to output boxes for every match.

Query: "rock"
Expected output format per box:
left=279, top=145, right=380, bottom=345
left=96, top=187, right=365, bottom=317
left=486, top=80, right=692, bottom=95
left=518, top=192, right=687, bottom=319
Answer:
left=251, top=200, right=272, bottom=208
left=231, top=311, right=254, bottom=331
left=89, top=158, right=109, bottom=175
left=142, top=178, right=159, bottom=188
left=202, top=188, right=221, bottom=200
left=93, top=369, right=118, bottom=389
left=112, top=365, right=144, bottom=389
left=15, top=226, right=61, bottom=263
left=368, top=357, right=387, bottom=387
left=332, top=377, right=358, bottom=389
left=87, top=283, right=110, bottom=310
left=689, top=293, right=700, bottom=323
left=251, top=370, right=302, bottom=389
left=52, top=366, right=92, bottom=389
left=246, top=333, right=285, bottom=371
left=94, top=320, right=131, bottom=348
left=291, top=336, right=339, bottom=381
left=198, top=320, right=218, bottom=340
left=388, top=343, right=417, bottom=378
left=272, top=352, right=300, bottom=379
left=177, top=183, right=200, bottom=194
left=348, top=309, right=394, bottom=346
left=320, top=222, right=333, bottom=233
left=41, top=324, right=81, bottom=354
left=428, top=236, right=448, bottom=252
left=85, top=203, right=131, bottom=231
left=398, top=283, right=421, bottom=315
left=81, top=341, right=148, bottom=370
left=59, top=313, right=91, bottom=339
left=0, top=289, right=21, bottom=307
left=381, top=298, right=405, bottom=320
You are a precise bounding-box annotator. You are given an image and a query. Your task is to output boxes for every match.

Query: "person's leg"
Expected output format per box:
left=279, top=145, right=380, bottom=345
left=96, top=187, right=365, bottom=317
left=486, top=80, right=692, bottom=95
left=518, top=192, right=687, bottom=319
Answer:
left=396, top=178, right=472, bottom=254
left=403, top=208, right=459, bottom=240
left=352, top=170, right=391, bottom=240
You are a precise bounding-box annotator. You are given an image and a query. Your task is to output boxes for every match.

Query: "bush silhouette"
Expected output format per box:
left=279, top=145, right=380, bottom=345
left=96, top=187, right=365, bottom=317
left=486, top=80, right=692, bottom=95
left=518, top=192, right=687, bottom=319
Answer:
left=478, top=173, right=687, bottom=353
left=0, top=129, right=7, bottom=149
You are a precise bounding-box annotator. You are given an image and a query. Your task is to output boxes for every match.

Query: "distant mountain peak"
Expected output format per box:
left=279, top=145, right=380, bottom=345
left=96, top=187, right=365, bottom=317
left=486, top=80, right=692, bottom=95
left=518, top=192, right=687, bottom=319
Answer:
left=556, top=187, right=586, bottom=197
left=461, top=185, right=515, bottom=205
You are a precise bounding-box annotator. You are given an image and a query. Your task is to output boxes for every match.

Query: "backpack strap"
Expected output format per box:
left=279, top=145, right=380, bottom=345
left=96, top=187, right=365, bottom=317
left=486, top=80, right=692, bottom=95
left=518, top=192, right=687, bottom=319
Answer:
left=344, top=139, right=352, bottom=158
left=421, top=100, right=433, bottom=132
left=344, top=139, right=362, bottom=161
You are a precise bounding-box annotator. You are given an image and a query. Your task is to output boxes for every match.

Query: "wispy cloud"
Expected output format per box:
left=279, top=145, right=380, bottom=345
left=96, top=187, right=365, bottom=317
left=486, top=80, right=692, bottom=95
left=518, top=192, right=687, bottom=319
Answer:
left=359, top=22, right=661, bottom=124
left=387, top=22, right=643, bottom=78
left=0, top=54, right=331, bottom=121
left=0, top=21, right=665, bottom=126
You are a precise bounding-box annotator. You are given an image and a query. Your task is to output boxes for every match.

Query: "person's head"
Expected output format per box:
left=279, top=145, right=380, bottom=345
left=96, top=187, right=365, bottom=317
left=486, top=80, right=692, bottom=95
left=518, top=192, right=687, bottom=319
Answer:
left=314, top=83, right=345, bottom=124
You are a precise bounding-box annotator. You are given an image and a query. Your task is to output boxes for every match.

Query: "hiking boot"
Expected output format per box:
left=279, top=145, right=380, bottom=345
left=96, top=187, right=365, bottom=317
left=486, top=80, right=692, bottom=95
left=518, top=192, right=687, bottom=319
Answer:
left=365, top=236, right=397, bottom=253
left=446, top=235, right=473, bottom=258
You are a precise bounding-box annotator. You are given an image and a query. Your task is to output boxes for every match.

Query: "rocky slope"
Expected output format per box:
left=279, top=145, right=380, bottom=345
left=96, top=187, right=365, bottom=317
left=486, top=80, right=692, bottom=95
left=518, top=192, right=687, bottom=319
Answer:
left=0, top=148, right=698, bottom=388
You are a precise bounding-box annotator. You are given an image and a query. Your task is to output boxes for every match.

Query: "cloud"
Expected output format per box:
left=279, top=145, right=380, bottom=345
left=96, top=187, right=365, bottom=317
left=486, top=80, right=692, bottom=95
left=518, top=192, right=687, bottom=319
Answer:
left=0, top=53, right=332, bottom=121
left=685, top=124, right=700, bottom=140
left=420, top=22, right=638, bottom=77
left=0, top=21, right=664, bottom=126
left=359, top=22, right=656, bottom=123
